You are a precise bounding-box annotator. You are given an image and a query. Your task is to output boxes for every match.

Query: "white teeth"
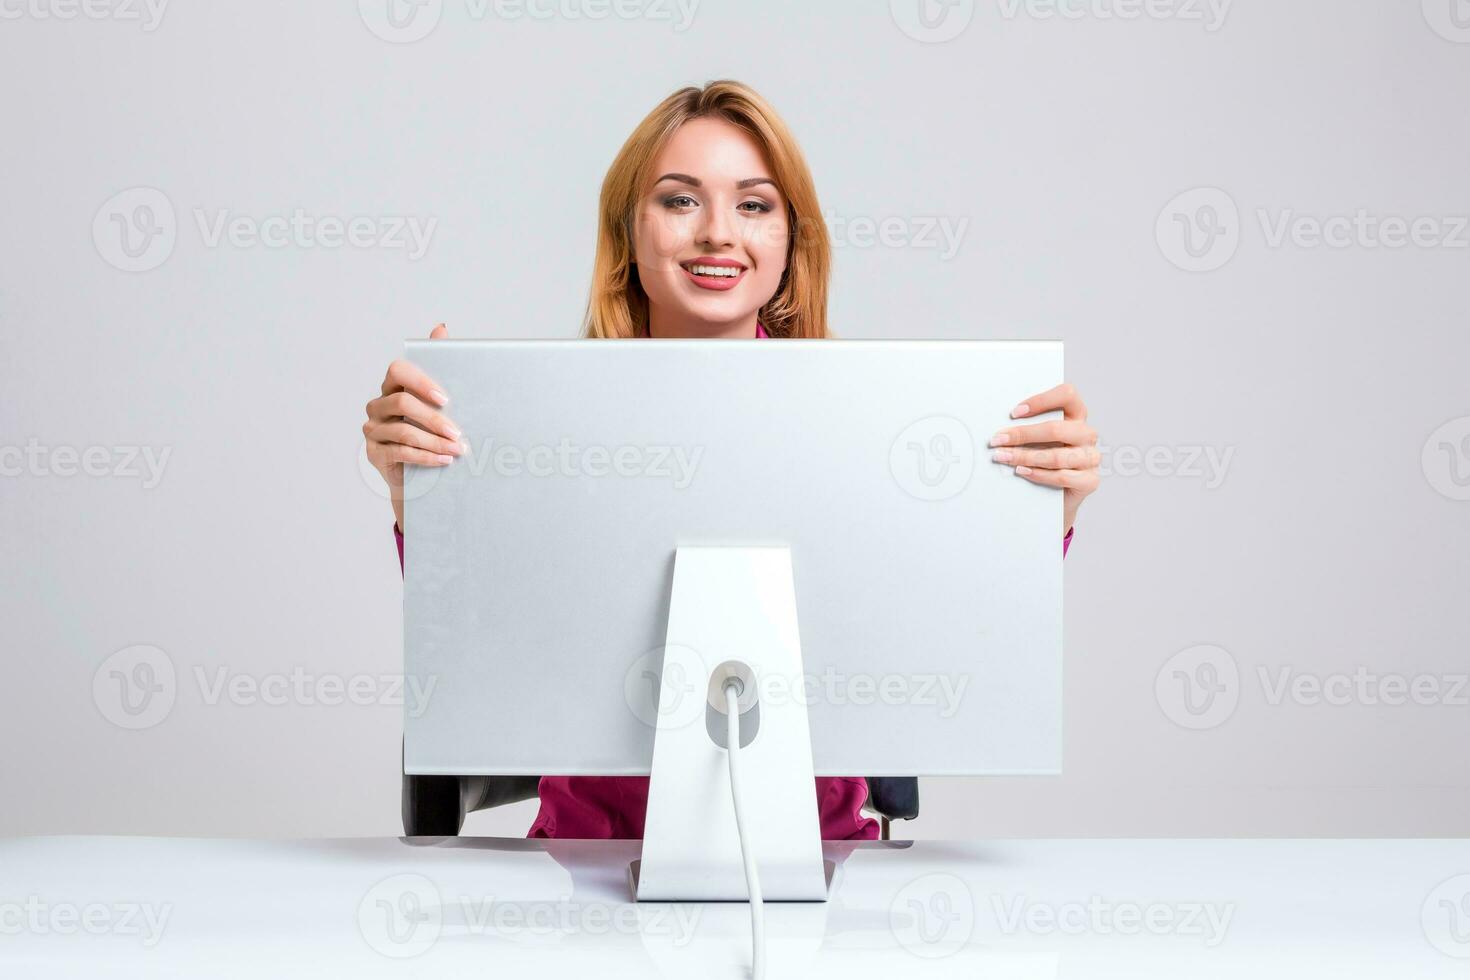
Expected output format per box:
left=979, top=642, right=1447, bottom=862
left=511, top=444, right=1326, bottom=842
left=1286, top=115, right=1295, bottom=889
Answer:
left=688, top=264, right=740, bottom=278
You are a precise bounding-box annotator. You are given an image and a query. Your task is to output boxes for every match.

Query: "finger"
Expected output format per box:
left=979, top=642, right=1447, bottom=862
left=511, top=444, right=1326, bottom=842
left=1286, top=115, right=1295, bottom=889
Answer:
left=429, top=322, right=448, bottom=340
left=366, top=391, right=461, bottom=441
left=990, top=419, right=1095, bottom=448
left=381, top=357, right=449, bottom=406
left=381, top=444, right=457, bottom=467
left=364, top=420, right=464, bottom=458
left=1011, top=382, right=1086, bottom=421
left=1013, top=466, right=1100, bottom=492
left=991, top=445, right=1100, bottom=470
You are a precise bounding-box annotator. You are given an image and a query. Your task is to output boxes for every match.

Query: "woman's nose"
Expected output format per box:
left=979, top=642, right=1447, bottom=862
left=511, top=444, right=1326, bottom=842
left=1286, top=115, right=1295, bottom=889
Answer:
left=696, top=200, right=736, bottom=250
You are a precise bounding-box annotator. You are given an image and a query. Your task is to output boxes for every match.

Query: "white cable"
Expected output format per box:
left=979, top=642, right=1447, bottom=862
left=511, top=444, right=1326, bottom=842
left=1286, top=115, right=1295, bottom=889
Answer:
left=724, top=680, right=765, bottom=980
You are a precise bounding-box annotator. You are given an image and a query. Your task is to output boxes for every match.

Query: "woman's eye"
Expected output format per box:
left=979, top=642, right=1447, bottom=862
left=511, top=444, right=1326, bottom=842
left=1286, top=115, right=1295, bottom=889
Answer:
left=738, top=200, right=773, bottom=214
left=663, top=194, right=698, bottom=209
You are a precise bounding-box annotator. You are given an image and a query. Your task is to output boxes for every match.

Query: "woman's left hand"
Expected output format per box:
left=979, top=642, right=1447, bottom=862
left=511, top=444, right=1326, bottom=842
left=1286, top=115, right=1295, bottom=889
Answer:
left=989, top=383, right=1100, bottom=535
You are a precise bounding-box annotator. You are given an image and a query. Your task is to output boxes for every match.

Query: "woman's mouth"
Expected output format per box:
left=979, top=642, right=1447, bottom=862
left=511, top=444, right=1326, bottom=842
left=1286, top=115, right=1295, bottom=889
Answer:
left=680, top=258, right=746, bottom=291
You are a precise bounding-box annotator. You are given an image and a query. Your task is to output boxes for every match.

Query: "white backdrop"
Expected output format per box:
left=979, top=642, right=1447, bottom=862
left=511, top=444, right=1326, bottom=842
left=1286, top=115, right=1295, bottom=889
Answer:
left=1, top=0, right=1467, bottom=838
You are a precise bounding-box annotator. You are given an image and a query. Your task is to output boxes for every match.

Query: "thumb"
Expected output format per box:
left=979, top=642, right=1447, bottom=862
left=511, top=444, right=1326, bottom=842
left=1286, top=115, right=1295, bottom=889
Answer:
left=429, top=322, right=448, bottom=340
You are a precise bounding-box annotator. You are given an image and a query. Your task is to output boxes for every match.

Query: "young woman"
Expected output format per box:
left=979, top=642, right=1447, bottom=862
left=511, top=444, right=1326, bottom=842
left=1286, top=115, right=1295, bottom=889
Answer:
left=363, top=80, right=1100, bottom=840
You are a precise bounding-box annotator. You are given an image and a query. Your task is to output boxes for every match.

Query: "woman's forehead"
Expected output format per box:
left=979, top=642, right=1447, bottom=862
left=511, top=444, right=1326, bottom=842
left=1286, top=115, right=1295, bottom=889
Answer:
left=650, top=118, right=778, bottom=188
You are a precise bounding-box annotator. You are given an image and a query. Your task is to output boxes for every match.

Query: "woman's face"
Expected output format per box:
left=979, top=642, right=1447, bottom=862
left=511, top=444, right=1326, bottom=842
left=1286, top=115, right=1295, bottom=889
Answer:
left=631, top=117, right=790, bottom=337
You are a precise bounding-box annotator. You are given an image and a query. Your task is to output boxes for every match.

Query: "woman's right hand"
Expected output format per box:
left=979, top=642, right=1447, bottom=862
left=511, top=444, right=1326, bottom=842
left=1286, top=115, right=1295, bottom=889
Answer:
left=363, top=322, right=464, bottom=531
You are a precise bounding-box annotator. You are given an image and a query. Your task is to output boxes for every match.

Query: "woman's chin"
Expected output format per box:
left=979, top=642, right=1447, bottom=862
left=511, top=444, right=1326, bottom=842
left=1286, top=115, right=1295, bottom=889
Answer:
left=667, top=299, right=760, bottom=329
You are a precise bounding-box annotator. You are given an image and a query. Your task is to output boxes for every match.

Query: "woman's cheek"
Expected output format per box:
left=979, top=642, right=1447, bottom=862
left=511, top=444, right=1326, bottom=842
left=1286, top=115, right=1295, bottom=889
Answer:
left=747, top=221, right=789, bottom=297
left=635, top=211, right=685, bottom=275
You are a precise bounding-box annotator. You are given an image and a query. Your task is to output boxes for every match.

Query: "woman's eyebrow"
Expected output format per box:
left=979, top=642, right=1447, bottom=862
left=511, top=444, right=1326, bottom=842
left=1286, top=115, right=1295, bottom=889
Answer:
left=653, top=173, right=777, bottom=190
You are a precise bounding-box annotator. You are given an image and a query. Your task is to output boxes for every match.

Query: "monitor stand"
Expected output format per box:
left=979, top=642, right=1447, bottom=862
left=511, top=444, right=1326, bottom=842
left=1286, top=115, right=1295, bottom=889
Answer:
left=631, top=546, right=831, bottom=902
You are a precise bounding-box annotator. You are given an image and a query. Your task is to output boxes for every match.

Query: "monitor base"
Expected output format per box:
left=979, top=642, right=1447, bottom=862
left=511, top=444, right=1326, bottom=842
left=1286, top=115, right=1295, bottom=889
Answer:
left=634, top=546, right=830, bottom=902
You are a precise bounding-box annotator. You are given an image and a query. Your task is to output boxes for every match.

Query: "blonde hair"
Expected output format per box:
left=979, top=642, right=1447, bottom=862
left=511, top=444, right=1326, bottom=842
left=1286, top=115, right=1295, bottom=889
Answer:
left=583, top=80, right=830, bottom=339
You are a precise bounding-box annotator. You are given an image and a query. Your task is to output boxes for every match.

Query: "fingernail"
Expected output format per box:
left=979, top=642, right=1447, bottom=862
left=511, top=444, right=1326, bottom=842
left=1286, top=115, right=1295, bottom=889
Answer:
left=989, top=433, right=1011, bottom=446
left=446, top=440, right=464, bottom=455
left=991, top=450, right=1013, bottom=463
left=444, top=422, right=462, bottom=440
left=1015, top=465, right=1033, bottom=476
left=1011, top=403, right=1030, bottom=418
left=436, top=454, right=455, bottom=465
left=430, top=388, right=449, bottom=406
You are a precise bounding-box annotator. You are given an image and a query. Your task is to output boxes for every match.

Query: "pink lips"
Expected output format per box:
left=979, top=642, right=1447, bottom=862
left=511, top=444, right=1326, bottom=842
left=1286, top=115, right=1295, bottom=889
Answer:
left=680, top=257, right=746, bottom=291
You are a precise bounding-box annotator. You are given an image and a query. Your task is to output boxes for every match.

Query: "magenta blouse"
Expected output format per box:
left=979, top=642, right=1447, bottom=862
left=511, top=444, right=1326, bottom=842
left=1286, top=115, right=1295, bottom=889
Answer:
left=393, top=322, right=1074, bottom=840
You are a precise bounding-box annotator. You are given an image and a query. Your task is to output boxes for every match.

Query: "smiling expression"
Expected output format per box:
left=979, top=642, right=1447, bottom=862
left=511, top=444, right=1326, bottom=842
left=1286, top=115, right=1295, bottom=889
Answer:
left=632, top=116, right=791, bottom=338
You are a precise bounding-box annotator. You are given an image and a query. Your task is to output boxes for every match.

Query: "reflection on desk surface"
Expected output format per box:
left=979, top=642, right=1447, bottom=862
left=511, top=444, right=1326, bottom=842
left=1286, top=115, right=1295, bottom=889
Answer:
left=2, top=836, right=1467, bottom=979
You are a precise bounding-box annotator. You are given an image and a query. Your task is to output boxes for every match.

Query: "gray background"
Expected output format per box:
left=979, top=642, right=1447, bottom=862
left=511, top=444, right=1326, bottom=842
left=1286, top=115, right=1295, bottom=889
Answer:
left=1, top=0, right=1466, bottom=839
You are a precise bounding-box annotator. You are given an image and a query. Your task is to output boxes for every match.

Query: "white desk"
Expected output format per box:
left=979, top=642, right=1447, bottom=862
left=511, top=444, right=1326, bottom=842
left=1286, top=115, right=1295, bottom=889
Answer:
left=1, top=836, right=1466, bottom=977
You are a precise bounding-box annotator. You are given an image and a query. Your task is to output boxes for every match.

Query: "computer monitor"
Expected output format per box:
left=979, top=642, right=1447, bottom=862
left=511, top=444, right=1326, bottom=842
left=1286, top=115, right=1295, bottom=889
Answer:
left=402, top=338, right=1063, bottom=781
